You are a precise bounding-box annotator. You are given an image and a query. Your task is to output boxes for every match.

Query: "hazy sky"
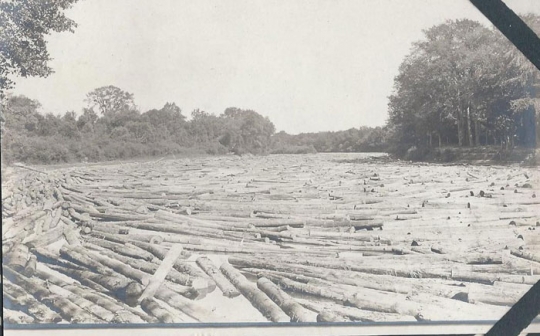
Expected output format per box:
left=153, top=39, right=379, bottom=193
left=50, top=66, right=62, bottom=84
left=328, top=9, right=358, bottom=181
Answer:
left=10, top=0, right=540, bottom=134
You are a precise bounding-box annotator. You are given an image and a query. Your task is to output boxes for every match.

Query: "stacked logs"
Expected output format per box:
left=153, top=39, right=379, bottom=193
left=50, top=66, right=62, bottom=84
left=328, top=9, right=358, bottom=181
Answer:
left=2, top=154, right=539, bottom=324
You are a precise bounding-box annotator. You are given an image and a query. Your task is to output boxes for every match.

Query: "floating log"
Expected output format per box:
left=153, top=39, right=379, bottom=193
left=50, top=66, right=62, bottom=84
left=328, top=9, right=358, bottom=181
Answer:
left=296, top=297, right=416, bottom=322
left=256, top=277, right=313, bottom=322
left=154, top=285, right=225, bottom=322
left=4, top=244, right=29, bottom=271
left=46, top=283, right=116, bottom=322
left=33, top=267, right=152, bottom=323
left=85, top=238, right=155, bottom=262
left=85, top=245, right=196, bottom=288
left=138, top=244, right=184, bottom=303
left=22, top=254, right=37, bottom=276
left=316, top=310, right=349, bottom=322
left=60, top=245, right=115, bottom=276
left=3, top=279, right=63, bottom=323
left=261, top=272, right=347, bottom=302
left=140, top=298, right=179, bottom=323
left=3, top=266, right=97, bottom=323
left=220, top=263, right=289, bottom=322
left=3, top=308, right=35, bottom=324
left=24, top=223, right=65, bottom=248
left=466, top=283, right=524, bottom=307
left=46, top=265, right=142, bottom=307
left=196, top=256, right=240, bottom=298
left=510, top=250, right=540, bottom=264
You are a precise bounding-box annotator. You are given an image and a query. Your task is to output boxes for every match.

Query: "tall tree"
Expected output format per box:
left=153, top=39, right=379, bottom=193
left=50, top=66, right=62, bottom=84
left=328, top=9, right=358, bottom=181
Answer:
left=0, top=0, right=80, bottom=94
left=85, top=86, right=137, bottom=117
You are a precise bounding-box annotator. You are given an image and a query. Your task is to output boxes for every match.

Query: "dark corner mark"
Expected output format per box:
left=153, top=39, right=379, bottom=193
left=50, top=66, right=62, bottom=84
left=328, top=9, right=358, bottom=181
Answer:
left=469, top=0, right=540, bottom=72
left=485, top=280, right=540, bottom=336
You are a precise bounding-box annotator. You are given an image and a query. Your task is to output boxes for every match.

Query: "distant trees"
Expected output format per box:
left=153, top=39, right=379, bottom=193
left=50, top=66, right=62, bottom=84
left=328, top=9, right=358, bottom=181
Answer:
left=387, top=16, right=539, bottom=156
left=271, top=126, right=389, bottom=154
left=2, top=87, right=281, bottom=163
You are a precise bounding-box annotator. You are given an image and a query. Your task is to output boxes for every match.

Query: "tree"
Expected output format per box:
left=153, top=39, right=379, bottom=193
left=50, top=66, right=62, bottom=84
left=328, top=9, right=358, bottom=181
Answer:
left=85, top=86, right=137, bottom=117
left=386, top=16, right=539, bottom=155
left=0, top=0, right=80, bottom=94
left=220, top=107, right=276, bottom=154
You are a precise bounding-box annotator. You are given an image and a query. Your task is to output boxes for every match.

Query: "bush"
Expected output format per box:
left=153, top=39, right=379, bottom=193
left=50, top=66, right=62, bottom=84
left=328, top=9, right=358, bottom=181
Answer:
left=403, top=145, right=430, bottom=161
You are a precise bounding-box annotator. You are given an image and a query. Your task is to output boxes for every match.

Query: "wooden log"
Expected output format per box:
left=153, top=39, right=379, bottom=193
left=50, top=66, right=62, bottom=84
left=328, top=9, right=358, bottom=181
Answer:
left=260, top=272, right=347, bottom=302
left=3, top=266, right=97, bottom=323
left=154, top=285, right=225, bottom=322
left=4, top=244, right=29, bottom=271
left=3, top=279, right=63, bottom=323
left=196, top=256, right=240, bottom=298
left=60, top=245, right=115, bottom=276
left=3, top=308, right=35, bottom=324
left=78, top=246, right=151, bottom=286
left=44, top=265, right=142, bottom=307
left=23, top=222, right=65, bottom=248
left=445, top=253, right=503, bottom=265
left=316, top=310, right=349, bottom=322
left=256, top=277, right=313, bottom=322
left=138, top=244, right=184, bottom=303
left=345, top=290, right=454, bottom=321
left=22, top=254, right=37, bottom=276
left=46, top=283, right=116, bottom=322
left=85, top=238, right=155, bottom=262
left=296, top=297, right=416, bottom=322
left=33, top=268, right=152, bottom=323
left=63, top=225, right=82, bottom=246
left=229, top=255, right=450, bottom=282
left=220, top=263, right=289, bottom=322
left=31, top=247, right=86, bottom=270
left=510, top=250, right=540, bottom=264
left=467, top=283, right=525, bottom=307
left=85, top=245, right=191, bottom=285
left=450, top=270, right=498, bottom=285
left=83, top=222, right=130, bottom=235
left=140, top=298, right=179, bottom=323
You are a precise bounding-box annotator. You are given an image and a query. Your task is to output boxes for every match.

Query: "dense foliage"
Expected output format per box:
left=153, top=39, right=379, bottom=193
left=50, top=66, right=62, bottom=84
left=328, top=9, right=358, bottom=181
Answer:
left=1, top=86, right=390, bottom=164
left=386, top=16, right=539, bottom=157
left=1, top=86, right=283, bottom=163
left=271, top=127, right=389, bottom=154
left=0, top=0, right=80, bottom=94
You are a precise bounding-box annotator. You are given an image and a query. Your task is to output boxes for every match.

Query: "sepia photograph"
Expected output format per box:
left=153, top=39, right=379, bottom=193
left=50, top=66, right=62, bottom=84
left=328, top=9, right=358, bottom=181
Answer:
left=1, top=0, right=540, bottom=335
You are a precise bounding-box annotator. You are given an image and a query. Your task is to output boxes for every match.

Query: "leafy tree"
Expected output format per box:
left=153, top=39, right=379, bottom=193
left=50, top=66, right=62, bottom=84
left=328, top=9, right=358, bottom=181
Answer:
left=0, top=0, right=80, bottom=94
left=85, top=86, right=137, bottom=117
left=386, top=15, right=540, bottom=155
left=77, top=108, right=99, bottom=134
left=220, top=107, right=276, bottom=154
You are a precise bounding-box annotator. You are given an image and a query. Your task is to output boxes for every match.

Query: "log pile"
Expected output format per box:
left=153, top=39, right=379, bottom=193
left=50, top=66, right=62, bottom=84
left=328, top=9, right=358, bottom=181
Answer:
left=2, top=153, right=539, bottom=324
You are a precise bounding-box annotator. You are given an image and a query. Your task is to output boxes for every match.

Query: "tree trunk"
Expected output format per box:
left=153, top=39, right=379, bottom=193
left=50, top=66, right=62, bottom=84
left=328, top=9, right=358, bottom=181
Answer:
left=457, top=106, right=463, bottom=146
left=474, top=118, right=479, bottom=147
left=467, top=105, right=473, bottom=146
left=437, top=133, right=442, bottom=147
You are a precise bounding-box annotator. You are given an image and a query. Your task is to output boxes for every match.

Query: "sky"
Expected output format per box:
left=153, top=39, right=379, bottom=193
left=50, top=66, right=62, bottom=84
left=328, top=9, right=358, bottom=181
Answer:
left=10, top=0, right=540, bottom=134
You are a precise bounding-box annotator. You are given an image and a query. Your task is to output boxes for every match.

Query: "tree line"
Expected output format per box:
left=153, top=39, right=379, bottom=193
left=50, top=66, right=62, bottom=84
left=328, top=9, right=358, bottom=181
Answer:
left=1, top=86, right=279, bottom=163
left=2, top=86, right=389, bottom=164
